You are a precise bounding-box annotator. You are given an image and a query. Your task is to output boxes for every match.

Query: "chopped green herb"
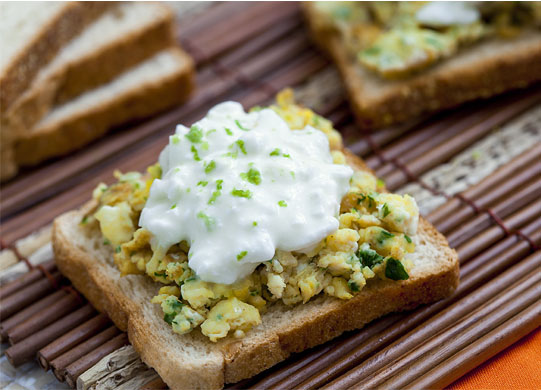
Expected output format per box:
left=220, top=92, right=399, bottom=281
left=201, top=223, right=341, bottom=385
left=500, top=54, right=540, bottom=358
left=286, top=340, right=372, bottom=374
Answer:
left=385, top=258, right=409, bottom=280
left=191, top=145, right=201, bottom=161
left=367, top=194, right=376, bottom=208
left=115, top=246, right=121, bottom=253
left=185, top=125, right=203, bottom=143
left=382, top=203, right=391, bottom=218
left=164, top=313, right=176, bottom=325
left=240, top=167, right=261, bottom=185
left=377, top=229, right=395, bottom=245
left=201, top=141, right=209, bottom=151
left=206, top=129, right=217, bottom=136
left=252, top=221, right=258, bottom=226
left=231, top=188, right=252, bottom=198
left=278, top=200, right=287, bottom=207
left=404, top=235, right=412, bottom=244
left=225, top=127, right=233, bottom=136
left=197, top=181, right=208, bottom=187
left=170, top=299, right=183, bottom=310
left=376, top=178, right=385, bottom=188
left=80, top=216, right=88, bottom=225
left=154, top=271, right=167, bottom=278
left=204, top=160, right=216, bottom=174
left=208, top=180, right=223, bottom=204
left=250, top=290, right=259, bottom=296
left=270, top=148, right=281, bottom=156
left=216, top=314, right=223, bottom=320
left=290, top=171, right=295, bottom=179
left=197, top=211, right=216, bottom=231
left=235, top=140, right=247, bottom=155
left=235, top=119, right=249, bottom=131
left=348, top=281, right=360, bottom=292
left=357, top=247, right=384, bottom=268
left=283, top=153, right=291, bottom=158
left=237, top=251, right=248, bottom=261
left=171, top=204, right=177, bottom=209
left=172, top=134, right=180, bottom=145
left=103, top=239, right=111, bottom=246
left=185, top=276, right=197, bottom=282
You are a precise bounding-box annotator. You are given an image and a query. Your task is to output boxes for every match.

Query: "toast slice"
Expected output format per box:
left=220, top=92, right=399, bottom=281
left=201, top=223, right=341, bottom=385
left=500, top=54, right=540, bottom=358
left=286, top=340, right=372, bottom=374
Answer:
left=14, top=48, right=194, bottom=167
left=0, top=1, right=110, bottom=181
left=53, top=149, right=459, bottom=389
left=4, top=2, right=176, bottom=137
left=0, top=2, right=110, bottom=115
left=303, top=3, right=541, bottom=130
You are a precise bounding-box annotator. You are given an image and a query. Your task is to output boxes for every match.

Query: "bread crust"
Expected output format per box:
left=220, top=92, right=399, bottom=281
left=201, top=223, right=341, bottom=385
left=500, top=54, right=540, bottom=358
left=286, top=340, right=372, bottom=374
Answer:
left=13, top=49, right=195, bottom=167
left=303, top=3, right=541, bottom=130
left=0, top=2, right=111, bottom=115
left=4, top=3, right=176, bottom=139
left=53, top=148, right=458, bottom=388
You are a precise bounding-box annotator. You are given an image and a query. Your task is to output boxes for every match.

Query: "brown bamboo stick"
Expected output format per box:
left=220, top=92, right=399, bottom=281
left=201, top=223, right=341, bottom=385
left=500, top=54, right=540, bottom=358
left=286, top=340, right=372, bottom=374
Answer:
left=407, top=301, right=541, bottom=389
left=350, top=272, right=540, bottom=389
left=435, top=165, right=541, bottom=234
left=0, top=259, right=56, bottom=299
left=428, top=143, right=541, bottom=225
left=365, top=281, right=540, bottom=390
left=248, top=314, right=402, bottom=390
left=37, top=313, right=111, bottom=370
left=288, top=252, right=540, bottom=390
left=448, top=183, right=541, bottom=248
left=50, top=325, right=121, bottom=380
left=62, top=333, right=129, bottom=388
left=381, top=92, right=540, bottom=190
left=7, top=292, right=82, bottom=344
left=4, top=304, right=95, bottom=367
left=374, top=103, right=497, bottom=177
left=0, top=271, right=62, bottom=319
left=455, top=199, right=541, bottom=261
left=0, top=290, right=66, bottom=341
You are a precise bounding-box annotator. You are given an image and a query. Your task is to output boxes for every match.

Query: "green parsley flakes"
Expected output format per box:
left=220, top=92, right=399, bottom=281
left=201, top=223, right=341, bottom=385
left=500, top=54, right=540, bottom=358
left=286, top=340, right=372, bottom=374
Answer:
left=231, top=188, right=252, bottom=198
left=185, top=125, right=203, bottom=143
left=225, top=128, right=233, bottom=136
left=191, top=145, right=201, bottom=161
left=197, top=211, right=216, bottom=231
left=240, top=167, right=261, bottom=185
left=385, top=258, right=409, bottom=280
left=172, top=134, right=180, bottom=145
left=382, top=203, right=391, bottom=218
left=208, top=180, right=223, bottom=205
left=204, top=160, right=216, bottom=174
left=404, top=235, right=412, bottom=243
left=235, top=140, right=247, bottom=155
left=270, top=148, right=281, bottom=156
left=235, top=119, right=249, bottom=131
left=278, top=200, right=287, bottom=207
left=237, top=251, right=248, bottom=261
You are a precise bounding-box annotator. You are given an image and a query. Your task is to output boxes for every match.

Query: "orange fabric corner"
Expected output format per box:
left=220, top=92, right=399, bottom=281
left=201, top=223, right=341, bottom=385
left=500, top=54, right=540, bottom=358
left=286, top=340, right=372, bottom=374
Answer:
left=447, top=328, right=541, bottom=390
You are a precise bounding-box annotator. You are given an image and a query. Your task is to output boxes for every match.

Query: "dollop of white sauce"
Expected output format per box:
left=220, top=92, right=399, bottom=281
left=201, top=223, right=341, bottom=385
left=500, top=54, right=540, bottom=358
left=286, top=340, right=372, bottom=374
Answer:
left=140, top=102, right=353, bottom=284
left=416, top=2, right=480, bottom=27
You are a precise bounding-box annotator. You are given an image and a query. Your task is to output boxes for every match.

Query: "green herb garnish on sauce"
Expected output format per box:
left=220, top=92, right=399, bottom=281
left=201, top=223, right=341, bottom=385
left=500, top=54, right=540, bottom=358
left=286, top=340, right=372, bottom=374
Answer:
left=235, top=119, right=249, bottom=131
left=204, top=160, right=216, bottom=174
left=240, top=167, right=261, bottom=185
left=185, top=125, right=203, bottom=143
left=385, top=258, right=409, bottom=280
left=278, top=200, right=287, bottom=207
left=231, top=188, right=252, bottom=198
left=197, top=211, right=216, bottom=231
left=237, top=251, right=248, bottom=261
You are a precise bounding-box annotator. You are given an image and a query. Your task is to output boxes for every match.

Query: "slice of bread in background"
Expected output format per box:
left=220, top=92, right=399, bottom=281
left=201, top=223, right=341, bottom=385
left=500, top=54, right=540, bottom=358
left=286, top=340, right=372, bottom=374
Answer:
left=53, top=151, right=459, bottom=389
left=0, top=2, right=110, bottom=181
left=5, top=2, right=176, bottom=137
left=0, top=2, right=110, bottom=115
left=14, top=48, right=195, bottom=167
left=303, top=3, right=541, bottom=130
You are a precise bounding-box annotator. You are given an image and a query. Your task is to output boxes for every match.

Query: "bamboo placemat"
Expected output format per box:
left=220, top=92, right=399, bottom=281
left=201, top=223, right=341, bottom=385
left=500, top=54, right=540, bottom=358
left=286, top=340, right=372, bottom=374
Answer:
left=1, top=2, right=540, bottom=390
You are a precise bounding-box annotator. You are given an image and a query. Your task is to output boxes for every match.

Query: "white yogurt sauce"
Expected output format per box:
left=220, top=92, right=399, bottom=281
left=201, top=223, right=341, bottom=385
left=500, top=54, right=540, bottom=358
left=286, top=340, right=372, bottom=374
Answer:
left=416, top=2, right=480, bottom=27
left=140, top=102, right=353, bottom=284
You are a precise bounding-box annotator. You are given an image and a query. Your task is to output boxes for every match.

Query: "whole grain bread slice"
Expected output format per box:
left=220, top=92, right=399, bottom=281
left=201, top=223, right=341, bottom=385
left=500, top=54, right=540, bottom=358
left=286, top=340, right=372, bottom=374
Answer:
left=53, top=149, right=459, bottom=390
left=14, top=48, right=194, bottom=167
left=4, top=2, right=176, bottom=138
left=303, top=3, right=541, bottom=130
left=0, top=1, right=110, bottom=115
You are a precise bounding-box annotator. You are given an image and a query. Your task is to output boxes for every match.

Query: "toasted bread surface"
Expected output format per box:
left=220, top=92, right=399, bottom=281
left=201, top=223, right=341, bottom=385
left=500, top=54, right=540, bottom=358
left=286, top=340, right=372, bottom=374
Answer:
left=303, top=3, right=541, bottom=130
left=4, top=2, right=176, bottom=138
left=53, top=150, right=458, bottom=389
left=14, top=49, right=195, bottom=167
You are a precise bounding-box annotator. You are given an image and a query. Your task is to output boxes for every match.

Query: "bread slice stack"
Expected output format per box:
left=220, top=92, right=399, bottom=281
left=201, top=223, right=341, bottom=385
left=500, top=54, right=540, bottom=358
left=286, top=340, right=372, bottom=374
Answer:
left=1, top=2, right=195, bottom=181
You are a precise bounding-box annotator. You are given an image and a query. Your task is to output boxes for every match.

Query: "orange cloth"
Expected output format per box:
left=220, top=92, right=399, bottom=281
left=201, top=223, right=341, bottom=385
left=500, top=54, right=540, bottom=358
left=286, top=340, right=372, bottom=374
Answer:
left=448, top=328, right=541, bottom=390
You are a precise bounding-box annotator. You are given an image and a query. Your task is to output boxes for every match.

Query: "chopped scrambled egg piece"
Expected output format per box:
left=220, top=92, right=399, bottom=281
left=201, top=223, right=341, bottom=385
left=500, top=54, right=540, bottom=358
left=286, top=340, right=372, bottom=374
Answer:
left=89, top=90, right=419, bottom=342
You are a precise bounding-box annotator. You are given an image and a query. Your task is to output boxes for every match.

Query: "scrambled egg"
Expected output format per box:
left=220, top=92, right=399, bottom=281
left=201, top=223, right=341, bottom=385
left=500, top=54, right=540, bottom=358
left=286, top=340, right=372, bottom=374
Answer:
left=88, top=90, right=419, bottom=342
left=316, top=2, right=541, bottom=78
